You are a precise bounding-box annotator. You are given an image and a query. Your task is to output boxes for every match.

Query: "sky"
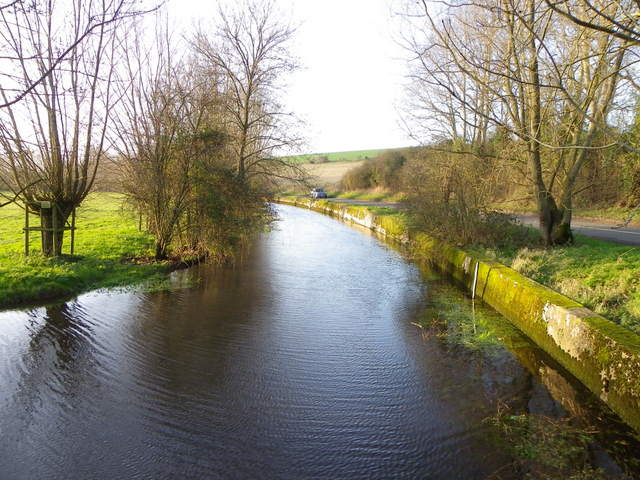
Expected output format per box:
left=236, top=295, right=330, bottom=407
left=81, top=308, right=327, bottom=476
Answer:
left=167, top=0, right=414, bottom=155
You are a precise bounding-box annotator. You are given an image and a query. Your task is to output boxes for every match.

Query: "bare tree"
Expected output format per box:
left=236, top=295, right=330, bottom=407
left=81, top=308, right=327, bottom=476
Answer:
left=0, top=0, right=148, bottom=255
left=398, top=0, right=631, bottom=245
left=192, top=0, right=305, bottom=187
left=0, top=0, right=157, bottom=110
left=546, top=0, right=640, bottom=44
left=111, top=20, right=225, bottom=260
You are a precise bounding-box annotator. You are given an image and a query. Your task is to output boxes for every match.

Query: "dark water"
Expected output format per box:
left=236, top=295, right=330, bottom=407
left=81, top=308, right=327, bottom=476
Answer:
left=0, top=205, right=638, bottom=479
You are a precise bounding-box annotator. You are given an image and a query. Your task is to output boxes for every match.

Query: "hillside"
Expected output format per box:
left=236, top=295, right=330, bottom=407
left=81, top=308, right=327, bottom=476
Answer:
left=287, top=148, right=393, bottom=164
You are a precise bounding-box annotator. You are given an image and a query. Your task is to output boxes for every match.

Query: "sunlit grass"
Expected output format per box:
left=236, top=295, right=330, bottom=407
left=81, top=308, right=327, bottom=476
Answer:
left=0, top=193, right=168, bottom=309
left=572, top=206, right=639, bottom=224
left=475, top=235, right=640, bottom=334
left=333, top=190, right=406, bottom=202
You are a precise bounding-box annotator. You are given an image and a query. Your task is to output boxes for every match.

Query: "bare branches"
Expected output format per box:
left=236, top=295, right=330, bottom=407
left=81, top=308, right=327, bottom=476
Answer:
left=397, top=0, right=634, bottom=245
left=192, top=0, right=303, bottom=184
left=545, top=0, right=640, bottom=44
left=0, top=177, right=40, bottom=207
left=0, top=0, right=160, bottom=110
left=0, top=0, right=154, bottom=254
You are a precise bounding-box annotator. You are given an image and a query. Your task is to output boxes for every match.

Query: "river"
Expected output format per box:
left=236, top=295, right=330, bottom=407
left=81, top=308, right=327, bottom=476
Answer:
left=0, top=204, right=638, bottom=479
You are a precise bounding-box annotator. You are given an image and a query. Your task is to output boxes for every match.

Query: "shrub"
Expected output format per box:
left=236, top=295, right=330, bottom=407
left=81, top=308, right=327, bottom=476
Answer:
left=308, top=155, right=329, bottom=164
left=401, top=149, right=533, bottom=248
left=340, top=151, right=406, bottom=190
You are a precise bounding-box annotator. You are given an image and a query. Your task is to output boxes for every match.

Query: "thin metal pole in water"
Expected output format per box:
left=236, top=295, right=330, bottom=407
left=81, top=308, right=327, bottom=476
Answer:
left=471, top=262, right=479, bottom=299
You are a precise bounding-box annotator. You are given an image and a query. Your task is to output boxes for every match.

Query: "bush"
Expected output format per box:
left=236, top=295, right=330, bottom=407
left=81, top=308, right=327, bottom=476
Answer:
left=401, top=149, right=533, bottom=248
left=340, top=151, right=406, bottom=190
left=308, top=155, right=329, bottom=164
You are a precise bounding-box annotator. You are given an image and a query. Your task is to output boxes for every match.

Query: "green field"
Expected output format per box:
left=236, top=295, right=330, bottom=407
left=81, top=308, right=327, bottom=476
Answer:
left=286, top=148, right=393, bottom=164
left=0, top=193, right=169, bottom=309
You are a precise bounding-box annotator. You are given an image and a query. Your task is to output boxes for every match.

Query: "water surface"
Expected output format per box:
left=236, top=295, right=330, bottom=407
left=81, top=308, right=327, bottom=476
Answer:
left=0, top=204, right=637, bottom=479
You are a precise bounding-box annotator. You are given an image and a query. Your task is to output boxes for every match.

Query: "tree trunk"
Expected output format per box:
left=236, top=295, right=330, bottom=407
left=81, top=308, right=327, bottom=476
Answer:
left=553, top=185, right=576, bottom=245
left=154, top=240, right=168, bottom=260
left=39, top=206, right=70, bottom=257
left=525, top=0, right=566, bottom=247
left=536, top=189, right=558, bottom=246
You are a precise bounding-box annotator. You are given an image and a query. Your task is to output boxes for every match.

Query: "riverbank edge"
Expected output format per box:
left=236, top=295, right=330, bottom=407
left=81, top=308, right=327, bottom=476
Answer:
left=277, top=196, right=640, bottom=434
left=0, top=255, right=205, bottom=312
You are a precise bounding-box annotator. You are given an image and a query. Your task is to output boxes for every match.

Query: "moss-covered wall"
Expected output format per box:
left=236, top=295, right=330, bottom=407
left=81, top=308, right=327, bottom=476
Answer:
left=277, top=197, right=640, bottom=434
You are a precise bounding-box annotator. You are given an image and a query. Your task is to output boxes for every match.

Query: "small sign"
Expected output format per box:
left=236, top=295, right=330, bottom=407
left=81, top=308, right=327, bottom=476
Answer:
left=40, top=201, right=51, bottom=208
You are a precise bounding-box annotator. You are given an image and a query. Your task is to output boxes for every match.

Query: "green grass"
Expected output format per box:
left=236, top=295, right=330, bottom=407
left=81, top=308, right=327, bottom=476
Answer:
left=285, top=148, right=392, bottom=164
left=474, top=235, right=640, bottom=334
left=333, top=190, right=406, bottom=202
left=572, top=206, right=639, bottom=224
left=487, top=410, right=609, bottom=479
left=0, top=193, right=170, bottom=309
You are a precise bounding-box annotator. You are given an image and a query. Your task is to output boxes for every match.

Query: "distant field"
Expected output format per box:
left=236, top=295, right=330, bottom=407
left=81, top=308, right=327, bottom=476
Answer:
left=287, top=148, right=391, bottom=164
left=304, top=160, right=365, bottom=188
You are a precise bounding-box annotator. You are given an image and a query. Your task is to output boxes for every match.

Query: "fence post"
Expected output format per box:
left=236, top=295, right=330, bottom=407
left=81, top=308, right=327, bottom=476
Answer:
left=24, top=205, right=29, bottom=256
left=52, top=203, right=58, bottom=256
left=70, top=208, right=76, bottom=255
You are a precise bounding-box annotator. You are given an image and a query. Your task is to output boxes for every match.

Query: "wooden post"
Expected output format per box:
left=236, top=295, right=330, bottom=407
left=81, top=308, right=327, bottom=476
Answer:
left=138, top=210, right=142, bottom=232
left=70, top=208, right=76, bottom=255
left=24, top=205, right=29, bottom=256
left=52, top=203, right=58, bottom=257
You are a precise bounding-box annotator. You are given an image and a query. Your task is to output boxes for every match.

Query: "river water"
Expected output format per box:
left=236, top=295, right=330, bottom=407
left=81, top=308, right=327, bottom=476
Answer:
left=0, top=204, right=638, bottom=479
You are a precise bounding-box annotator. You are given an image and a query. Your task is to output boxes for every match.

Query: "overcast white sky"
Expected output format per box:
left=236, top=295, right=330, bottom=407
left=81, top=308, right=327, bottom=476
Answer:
left=167, top=0, right=413, bottom=155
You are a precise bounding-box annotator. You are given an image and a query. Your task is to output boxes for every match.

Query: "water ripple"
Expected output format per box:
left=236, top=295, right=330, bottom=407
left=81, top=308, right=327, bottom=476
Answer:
left=0, top=205, right=633, bottom=479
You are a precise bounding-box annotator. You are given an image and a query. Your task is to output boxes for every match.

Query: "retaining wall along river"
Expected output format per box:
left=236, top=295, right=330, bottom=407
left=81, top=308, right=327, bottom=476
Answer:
left=279, top=197, right=640, bottom=433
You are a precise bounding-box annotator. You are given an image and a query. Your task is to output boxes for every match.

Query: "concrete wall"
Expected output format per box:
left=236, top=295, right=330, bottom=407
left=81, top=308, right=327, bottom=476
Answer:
left=278, top=197, right=640, bottom=433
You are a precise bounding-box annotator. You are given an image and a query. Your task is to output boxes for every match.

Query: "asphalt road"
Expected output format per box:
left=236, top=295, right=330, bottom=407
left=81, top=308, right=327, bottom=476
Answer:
left=325, top=198, right=404, bottom=208
left=517, top=215, right=640, bottom=246
left=320, top=197, right=640, bottom=246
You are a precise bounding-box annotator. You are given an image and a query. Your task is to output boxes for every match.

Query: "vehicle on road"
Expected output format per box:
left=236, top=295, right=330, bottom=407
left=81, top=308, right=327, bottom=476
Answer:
left=311, top=188, right=327, bottom=199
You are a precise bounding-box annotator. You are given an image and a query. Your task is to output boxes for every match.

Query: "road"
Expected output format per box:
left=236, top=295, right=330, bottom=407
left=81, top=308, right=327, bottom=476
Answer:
left=323, top=198, right=640, bottom=246
left=517, top=215, right=640, bottom=247
left=323, top=198, right=404, bottom=208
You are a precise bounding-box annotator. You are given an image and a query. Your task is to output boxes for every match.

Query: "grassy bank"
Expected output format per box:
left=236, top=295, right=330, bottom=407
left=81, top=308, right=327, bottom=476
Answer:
left=0, top=193, right=169, bottom=309
left=570, top=206, right=639, bottom=225
left=380, top=202, right=640, bottom=335
left=473, top=236, right=640, bottom=335
left=333, top=190, right=405, bottom=202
